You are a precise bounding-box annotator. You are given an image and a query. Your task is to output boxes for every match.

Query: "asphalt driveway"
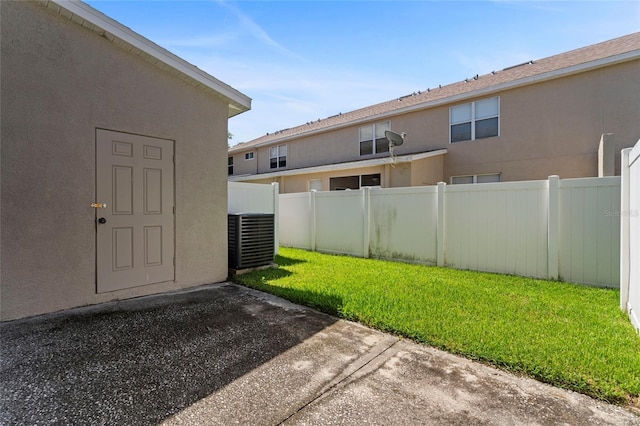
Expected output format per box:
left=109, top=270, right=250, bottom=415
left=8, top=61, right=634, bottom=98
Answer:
left=1, top=283, right=638, bottom=425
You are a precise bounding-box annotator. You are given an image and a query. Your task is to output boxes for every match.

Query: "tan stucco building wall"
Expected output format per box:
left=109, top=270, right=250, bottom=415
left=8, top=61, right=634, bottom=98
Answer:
left=444, top=61, right=640, bottom=182
left=410, top=156, right=445, bottom=186
left=230, top=57, right=639, bottom=192
left=231, top=155, right=444, bottom=193
left=1, top=2, right=232, bottom=320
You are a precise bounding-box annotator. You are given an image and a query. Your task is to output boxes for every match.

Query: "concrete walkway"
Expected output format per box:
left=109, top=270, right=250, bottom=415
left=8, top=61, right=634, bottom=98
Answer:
left=1, top=283, right=638, bottom=425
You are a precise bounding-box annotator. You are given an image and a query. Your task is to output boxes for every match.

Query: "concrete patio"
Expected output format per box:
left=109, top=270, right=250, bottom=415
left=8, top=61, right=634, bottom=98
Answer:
left=1, top=283, right=638, bottom=425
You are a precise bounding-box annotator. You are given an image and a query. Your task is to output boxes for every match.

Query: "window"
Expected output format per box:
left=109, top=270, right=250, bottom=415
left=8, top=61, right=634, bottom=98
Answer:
left=228, top=156, right=233, bottom=175
left=269, top=145, right=287, bottom=169
left=361, top=173, right=381, bottom=187
left=329, top=173, right=381, bottom=191
left=451, top=173, right=501, bottom=184
left=450, top=97, right=499, bottom=143
left=330, top=176, right=359, bottom=191
left=359, top=122, right=390, bottom=156
left=308, top=179, right=322, bottom=192
left=244, top=151, right=254, bottom=160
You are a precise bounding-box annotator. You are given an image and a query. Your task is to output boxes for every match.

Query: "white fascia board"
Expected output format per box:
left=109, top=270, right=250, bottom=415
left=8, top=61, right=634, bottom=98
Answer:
left=409, top=150, right=448, bottom=161
left=228, top=149, right=447, bottom=182
left=48, top=0, right=251, bottom=116
left=240, top=50, right=640, bottom=150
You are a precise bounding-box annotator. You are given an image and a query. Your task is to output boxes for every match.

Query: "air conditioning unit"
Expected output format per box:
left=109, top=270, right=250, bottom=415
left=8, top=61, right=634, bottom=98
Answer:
left=228, top=213, right=275, bottom=270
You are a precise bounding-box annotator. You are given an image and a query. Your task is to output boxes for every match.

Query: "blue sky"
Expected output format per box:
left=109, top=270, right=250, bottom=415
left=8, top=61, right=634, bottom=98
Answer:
left=85, top=1, right=639, bottom=145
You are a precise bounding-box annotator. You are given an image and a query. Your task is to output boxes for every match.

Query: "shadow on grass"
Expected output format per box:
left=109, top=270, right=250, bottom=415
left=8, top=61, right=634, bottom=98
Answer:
left=233, top=256, right=343, bottom=318
left=274, top=253, right=307, bottom=267
left=241, top=280, right=344, bottom=318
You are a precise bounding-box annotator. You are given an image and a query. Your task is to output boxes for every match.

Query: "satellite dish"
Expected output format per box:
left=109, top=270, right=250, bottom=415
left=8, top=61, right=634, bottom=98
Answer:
left=385, top=130, right=405, bottom=147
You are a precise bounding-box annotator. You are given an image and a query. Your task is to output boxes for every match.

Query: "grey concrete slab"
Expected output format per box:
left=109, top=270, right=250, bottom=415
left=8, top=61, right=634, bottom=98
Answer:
left=1, top=284, right=336, bottom=425
left=161, top=317, right=398, bottom=426
left=284, top=340, right=639, bottom=426
left=1, top=283, right=638, bottom=425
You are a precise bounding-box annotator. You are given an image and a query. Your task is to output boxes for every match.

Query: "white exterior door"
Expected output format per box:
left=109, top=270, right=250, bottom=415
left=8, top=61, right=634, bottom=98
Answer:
left=96, top=129, right=174, bottom=293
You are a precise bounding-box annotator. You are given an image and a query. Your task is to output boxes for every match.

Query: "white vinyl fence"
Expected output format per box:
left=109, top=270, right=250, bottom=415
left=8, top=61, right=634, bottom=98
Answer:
left=621, top=141, right=640, bottom=332
left=444, top=180, right=550, bottom=279
left=279, top=176, right=621, bottom=288
left=370, top=186, right=439, bottom=263
left=228, top=181, right=279, bottom=254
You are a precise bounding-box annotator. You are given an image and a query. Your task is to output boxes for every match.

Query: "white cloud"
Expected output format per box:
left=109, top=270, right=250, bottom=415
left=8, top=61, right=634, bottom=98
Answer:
left=216, top=0, right=305, bottom=61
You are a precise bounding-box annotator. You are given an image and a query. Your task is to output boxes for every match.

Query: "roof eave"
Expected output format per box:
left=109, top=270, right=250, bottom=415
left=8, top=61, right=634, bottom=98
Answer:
left=47, top=0, right=251, bottom=117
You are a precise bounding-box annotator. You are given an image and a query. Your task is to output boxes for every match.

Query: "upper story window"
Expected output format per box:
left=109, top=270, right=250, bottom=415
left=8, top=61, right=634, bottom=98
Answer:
left=245, top=151, right=254, bottom=160
left=359, top=121, right=390, bottom=156
left=228, top=156, right=234, bottom=175
left=270, top=145, right=287, bottom=169
left=450, top=97, right=499, bottom=143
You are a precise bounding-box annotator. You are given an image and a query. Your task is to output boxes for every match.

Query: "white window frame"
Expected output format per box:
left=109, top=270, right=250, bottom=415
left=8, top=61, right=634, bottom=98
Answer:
left=244, top=151, right=255, bottom=160
left=269, top=145, right=287, bottom=169
left=451, top=173, right=501, bottom=184
left=359, top=121, right=391, bottom=156
left=449, top=97, right=500, bottom=143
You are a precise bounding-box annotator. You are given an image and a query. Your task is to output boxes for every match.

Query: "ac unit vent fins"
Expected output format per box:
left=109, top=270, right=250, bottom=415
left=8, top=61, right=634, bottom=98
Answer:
left=228, top=214, right=275, bottom=269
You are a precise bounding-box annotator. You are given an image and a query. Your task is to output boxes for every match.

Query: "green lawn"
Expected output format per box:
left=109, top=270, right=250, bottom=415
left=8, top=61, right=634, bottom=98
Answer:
left=233, top=247, right=640, bottom=406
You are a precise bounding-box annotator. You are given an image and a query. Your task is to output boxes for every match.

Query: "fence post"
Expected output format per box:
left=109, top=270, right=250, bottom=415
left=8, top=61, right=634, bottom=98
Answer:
left=437, top=182, right=446, bottom=267
left=271, top=182, right=279, bottom=255
left=547, top=175, right=559, bottom=280
left=310, top=189, right=317, bottom=252
left=620, top=148, right=631, bottom=311
left=363, top=187, right=371, bottom=258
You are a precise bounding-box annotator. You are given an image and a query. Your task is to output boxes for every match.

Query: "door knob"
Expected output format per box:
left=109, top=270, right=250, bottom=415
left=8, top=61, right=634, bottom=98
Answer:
left=98, top=218, right=107, bottom=224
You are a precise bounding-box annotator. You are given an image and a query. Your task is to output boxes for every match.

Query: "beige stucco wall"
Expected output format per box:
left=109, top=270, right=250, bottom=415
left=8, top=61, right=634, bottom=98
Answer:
left=244, top=113, right=449, bottom=177
left=234, top=155, right=447, bottom=193
left=261, top=129, right=360, bottom=173
left=1, top=2, right=232, bottom=320
left=237, top=164, right=411, bottom=193
left=388, top=163, right=412, bottom=188
left=230, top=150, right=258, bottom=176
left=411, top=156, right=445, bottom=186
left=443, top=61, right=640, bottom=181
left=231, top=57, right=639, bottom=191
